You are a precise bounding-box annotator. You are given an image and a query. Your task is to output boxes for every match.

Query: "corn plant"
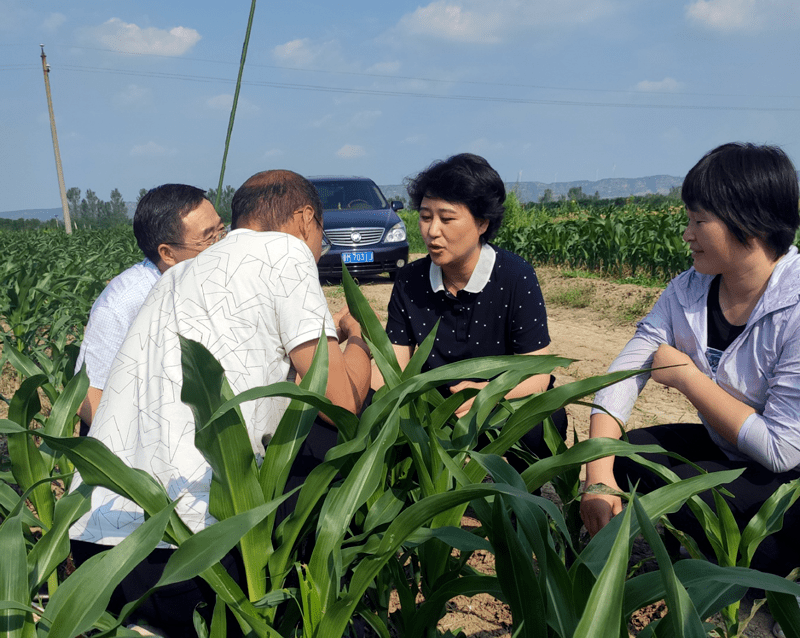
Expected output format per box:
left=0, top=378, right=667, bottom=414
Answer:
left=4, top=262, right=800, bottom=637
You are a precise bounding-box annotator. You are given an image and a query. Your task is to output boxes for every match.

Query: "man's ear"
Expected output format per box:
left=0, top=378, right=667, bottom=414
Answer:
left=157, top=243, right=179, bottom=270
left=299, top=205, right=316, bottom=239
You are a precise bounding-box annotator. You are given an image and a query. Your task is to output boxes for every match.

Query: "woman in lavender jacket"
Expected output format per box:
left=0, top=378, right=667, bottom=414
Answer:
left=580, top=142, right=800, bottom=576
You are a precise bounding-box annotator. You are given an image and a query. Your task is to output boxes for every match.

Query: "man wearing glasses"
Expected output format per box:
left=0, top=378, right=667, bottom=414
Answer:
left=75, top=184, right=224, bottom=429
left=69, top=170, right=369, bottom=635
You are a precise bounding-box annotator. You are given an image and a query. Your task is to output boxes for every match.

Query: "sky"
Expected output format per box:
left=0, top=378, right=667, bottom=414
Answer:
left=2, top=0, right=800, bottom=212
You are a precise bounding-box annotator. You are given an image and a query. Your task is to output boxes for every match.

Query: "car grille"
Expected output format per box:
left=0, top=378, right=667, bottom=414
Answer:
left=326, top=227, right=385, bottom=246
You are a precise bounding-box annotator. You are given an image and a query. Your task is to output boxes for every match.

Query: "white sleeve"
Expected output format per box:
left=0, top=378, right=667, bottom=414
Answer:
left=75, top=304, right=132, bottom=390
left=275, top=244, right=338, bottom=354
left=591, top=284, right=677, bottom=424
left=737, top=318, right=800, bottom=472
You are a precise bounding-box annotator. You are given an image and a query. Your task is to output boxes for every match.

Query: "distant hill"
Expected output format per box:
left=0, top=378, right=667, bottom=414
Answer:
left=380, top=175, right=684, bottom=204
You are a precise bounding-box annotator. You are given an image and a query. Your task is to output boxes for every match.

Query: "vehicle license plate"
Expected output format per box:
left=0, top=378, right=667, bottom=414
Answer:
left=342, top=251, right=374, bottom=264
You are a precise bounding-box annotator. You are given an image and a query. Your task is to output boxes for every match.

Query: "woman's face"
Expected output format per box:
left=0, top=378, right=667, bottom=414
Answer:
left=419, top=197, right=489, bottom=272
left=682, top=207, right=746, bottom=275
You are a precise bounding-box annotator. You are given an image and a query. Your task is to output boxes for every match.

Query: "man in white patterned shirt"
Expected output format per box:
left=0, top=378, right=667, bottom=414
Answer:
left=75, top=184, right=224, bottom=430
left=69, top=170, right=371, bottom=634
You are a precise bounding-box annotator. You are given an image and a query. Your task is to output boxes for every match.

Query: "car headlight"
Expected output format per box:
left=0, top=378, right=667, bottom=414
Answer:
left=384, top=221, right=406, bottom=243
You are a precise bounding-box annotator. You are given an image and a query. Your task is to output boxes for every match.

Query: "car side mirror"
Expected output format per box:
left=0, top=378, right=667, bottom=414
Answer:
left=390, top=200, right=404, bottom=211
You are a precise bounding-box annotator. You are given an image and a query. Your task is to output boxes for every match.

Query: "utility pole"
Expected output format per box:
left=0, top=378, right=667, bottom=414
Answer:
left=40, top=45, right=72, bottom=235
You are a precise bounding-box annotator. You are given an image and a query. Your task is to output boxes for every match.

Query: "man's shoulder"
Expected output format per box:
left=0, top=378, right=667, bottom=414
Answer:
left=93, top=260, right=159, bottom=310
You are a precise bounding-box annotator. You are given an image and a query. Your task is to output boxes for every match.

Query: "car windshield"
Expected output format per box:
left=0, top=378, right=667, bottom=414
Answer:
left=313, top=180, right=388, bottom=211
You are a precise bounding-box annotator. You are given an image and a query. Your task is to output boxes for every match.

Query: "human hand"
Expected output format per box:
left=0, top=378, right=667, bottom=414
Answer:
left=333, top=307, right=361, bottom=343
left=580, top=480, right=624, bottom=537
left=580, top=492, right=623, bottom=536
left=450, top=380, right=488, bottom=418
left=651, top=344, right=699, bottom=391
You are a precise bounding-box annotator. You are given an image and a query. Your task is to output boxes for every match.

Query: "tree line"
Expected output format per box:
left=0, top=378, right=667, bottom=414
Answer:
left=63, top=184, right=237, bottom=231
left=66, top=187, right=129, bottom=229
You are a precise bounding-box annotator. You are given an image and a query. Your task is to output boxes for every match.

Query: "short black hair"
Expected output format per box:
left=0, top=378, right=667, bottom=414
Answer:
left=231, top=170, right=322, bottom=230
left=133, top=184, right=208, bottom=263
left=406, top=153, right=506, bottom=243
left=682, top=142, right=800, bottom=258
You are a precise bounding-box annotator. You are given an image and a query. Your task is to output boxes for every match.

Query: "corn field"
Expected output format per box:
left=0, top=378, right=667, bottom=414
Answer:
left=2, top=223, right=800, bottom=637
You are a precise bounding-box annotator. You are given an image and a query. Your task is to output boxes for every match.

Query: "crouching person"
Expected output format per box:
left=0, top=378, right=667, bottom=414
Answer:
left=68, top=170, right=371, bottom=635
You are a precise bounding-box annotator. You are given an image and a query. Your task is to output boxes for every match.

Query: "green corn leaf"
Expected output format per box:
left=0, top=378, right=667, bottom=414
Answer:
left=573, top=487, right=633, bottom=638
left=7, top=375, right=45, bottom=429
left=319, top=482, right=558, bottom=638
left=400, top=318, right=439, bottom=383
left=43, top=364, right=88, bottom=439
left=1, top=348, right=57, bottom=404
left=27, top=432, right=172, bottom=525
left=340, top=263, right=399, bottom=380
left=153, top=498, right=290, bottom=590
left=210, top=595, right=227, bottom=638
left=711, top=489, right=740, bottom=567
left=208, top=382, right=357, bottom=442
left=36, top=500, right=179, bottom=638
left=353, top=602, right=391, bottom=638
left=180, top=335, right=269, bottom=600
left=363, top=488, right=405, bottom=534
left=0, top=481, right=40, bottom=529
left=491, top=496, right=547, bottom=637
left=308, top=402, right=401, bottom=610
left=6, top=376, right=54, bottom=530
left=426, top=526, right=493, bottom=553
left=739, top=479, right=800, bottom=567
left=767, top=590, right=800, bottom=638
left=623, top=566, right=746, bottom=622
left=26, top=484, right=92, bottom=598
left=631, top=492, right=706, bottom=637
left=580, top=467, right=744, bottom=576
left=0, top=514, right=34, bottom=638
left=259, top=331, right=330, bottom=530
left=37, top=366, right=89, bottom=485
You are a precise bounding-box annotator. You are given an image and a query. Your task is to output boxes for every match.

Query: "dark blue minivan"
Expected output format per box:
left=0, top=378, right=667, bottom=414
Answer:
left=309, top=176, right=409, bottom=279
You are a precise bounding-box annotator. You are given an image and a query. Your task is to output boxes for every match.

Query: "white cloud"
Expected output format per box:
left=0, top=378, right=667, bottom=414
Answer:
left=263, top=149, right=283, bottom=158
left=635, top=77, right=684, bottom=92
left=273, top=38, right=317, bottom=66
left=348, top=111, right=382, bottom=129
left=685, top=0, right=800, bottom=32
left=130, top=141, right=178, bottom=157
left=114, top=84, right=152, bottom=108
left=85, top=18, right=201, bottom=56
left=206, top=94, right=259, bottom=115
left=395, top=0, right=616, bottom=44
left=397, top=2, right=504, bottom=44
left=336, top=144, right=367, bottom=159
left=42, top=13, right=66, bottom=32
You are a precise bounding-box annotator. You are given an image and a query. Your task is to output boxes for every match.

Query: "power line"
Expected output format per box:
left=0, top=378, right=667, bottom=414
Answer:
left=56, top=63, right=800, bottom=113
left=47, top=44, right=800, bottom=101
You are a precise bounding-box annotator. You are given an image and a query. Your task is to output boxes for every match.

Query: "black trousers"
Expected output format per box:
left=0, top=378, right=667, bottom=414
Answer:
left=70, top=539, right=246, bottom=636
left=614, top=423, right=800, bottom=576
